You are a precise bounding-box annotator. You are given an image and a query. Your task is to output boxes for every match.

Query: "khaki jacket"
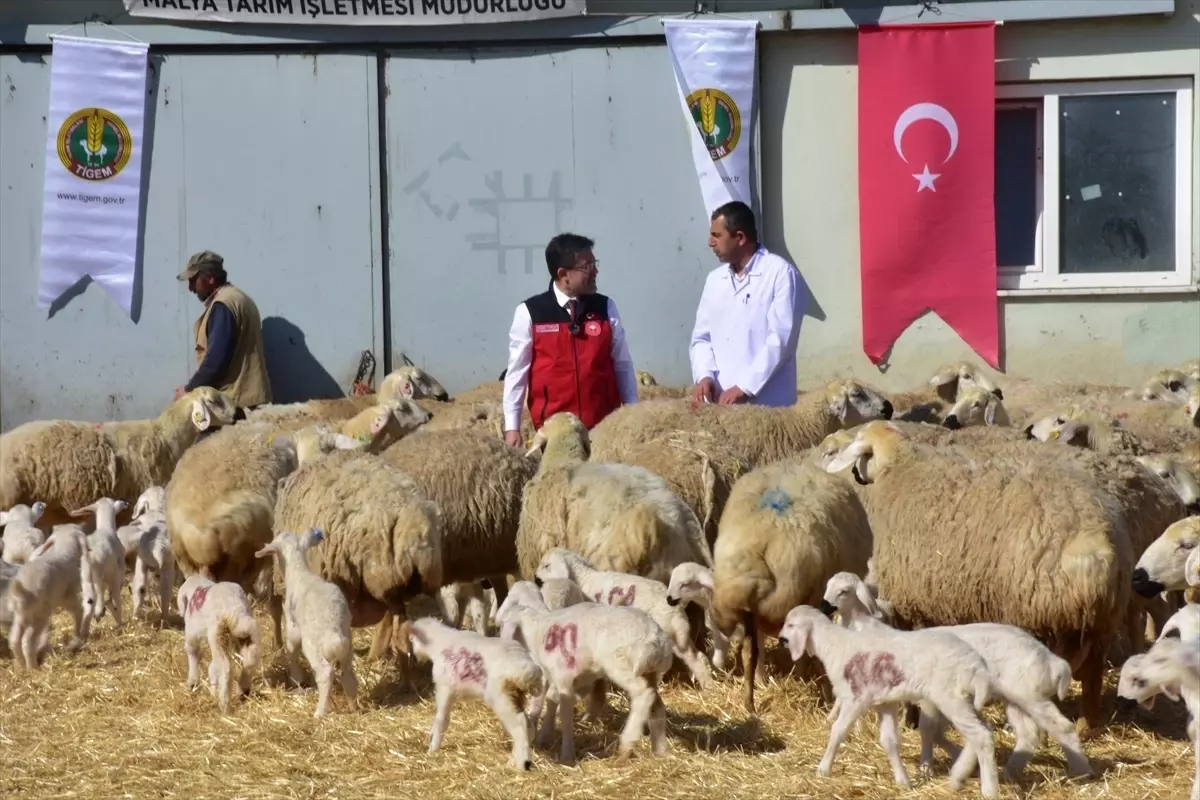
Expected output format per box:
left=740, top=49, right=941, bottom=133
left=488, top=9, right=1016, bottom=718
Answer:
left=194, top=283, right=272, bottom=408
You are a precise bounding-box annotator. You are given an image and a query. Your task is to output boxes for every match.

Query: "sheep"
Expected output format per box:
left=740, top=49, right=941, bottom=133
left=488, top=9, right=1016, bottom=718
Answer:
left=176, top=574, right=262, bottom=712
left=1027, top=391, right=1200, bottom=455
left=69, top=497, right=129, bottom=629
left=941, top=385, right=1012, bottom=431
left=117, top=486, right=166, bottom=566
left=132, top=524, right=176, bottom=622
left=6, top=527, right=96, bottom=669
left=435, top=581, right=497, bottom=636
left=1, top=502, right=47, bottom=564
left=823, top=420, right=1135, bottom=735
left=494, top=580, right=673, bottom=764
left=534, top=547, right=713, bottom=689
left=0, top=556, right=19, bottom=629
left=888, top=360, right=1004, bottom=424
left=822, top=572, right=1092, bottom=780
left=587, top=378, right=896, bottom=467
left=1188, top=547, right=1200, bottom=587
left=401, top=616, right=546, bottom=770
left=255, top=529, right=359, bottom=717
left=776, top=604, right=1001, bottom=799
left=1159, top=603, right=1200, bottom=643
left=271, top=448, right=444, bottom=665
left=1138, top=454, right=1200, bottom=514
left=517, top=412, right=712, bottom=587
left=1133, top=517, right=1200, bottom=597
left=709, top=456, right=874, bottom=714
left=635, top=370, right=690, bottom=401
left=0, top=387, right=238, bottom=530
left=245, top=365, right=448, bottom=427
left=665, top=561, right=745, bottom=676
left=537, top=576, right=591, bottom=610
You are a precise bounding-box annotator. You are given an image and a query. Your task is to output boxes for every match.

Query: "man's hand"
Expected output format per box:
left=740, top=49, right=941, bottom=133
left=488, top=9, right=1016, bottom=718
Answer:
left=504, top=430, right=524, bottom=448
left=717, top=386, right=749, bottom=405
left=173, top=386, right=187, bottom=401
left=689, top=377, right=717, bottom=410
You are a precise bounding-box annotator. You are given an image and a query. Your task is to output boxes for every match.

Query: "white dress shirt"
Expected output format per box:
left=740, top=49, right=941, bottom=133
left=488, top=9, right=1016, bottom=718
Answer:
left=689, top=246, right=805, bottom=407
left=502, top=283, right=639, bottom=432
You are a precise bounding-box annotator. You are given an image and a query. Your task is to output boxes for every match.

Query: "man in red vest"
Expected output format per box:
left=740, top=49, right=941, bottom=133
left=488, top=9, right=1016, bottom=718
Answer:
left=502, top=233, right=639, bottom=447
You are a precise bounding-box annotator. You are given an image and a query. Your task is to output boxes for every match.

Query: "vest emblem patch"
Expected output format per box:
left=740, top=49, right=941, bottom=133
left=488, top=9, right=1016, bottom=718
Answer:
left=534, top=323, right=561, bottom=333
left=584, top=320, right=602, bottom=337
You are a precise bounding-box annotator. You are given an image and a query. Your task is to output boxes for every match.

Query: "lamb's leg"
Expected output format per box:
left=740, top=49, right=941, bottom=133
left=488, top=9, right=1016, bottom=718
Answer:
left=1021, top=697, right=1093, bottom=777
left=818, top=699, right=863, bottom=777
left=184, top=636, right=202, bottom=689
left=877, top=704, right=912, bottom=788
left=1076, top=645, right=1106, bottom=739
left=67, top=600, right=91, bottom=651
left=676, top=638, right=714, bottom=691
left=941, top=701, right=999, bottom=800
left=648, top=691, right=668, bottom=756
left=284, top=630, right=304, bottom=688
left=616, top=677, right=657, bottom=759
left=742, top=612, right=759, bottom=715
left=207, top=629, right=233, bottom=712
left=108, top=570, right=125, bottom=629
left=131, top=562, right=147, bottom=619
left=584, top=680, right=607, bottom=721
left=340, top=656, right=359, bottom=711
left=556, top=685, right=577, bottom=764
left=428, top=684, right=454, bottom=753
left=159, top=563, right=175, bottom=625
left=535, top=690, right=559, bottom=749
left=237, top=643, right=258, bottom=697
left=267, top=589, right=284, bottom=649
left=1000, top=704, right=1040, bottom=780
left=313, top=661, right=334, bottom=717
left=707, top=610, right=732, bottom=672
left=491, top=691, right=533, bottom=770
left=8, top=616, right=27, bottom=669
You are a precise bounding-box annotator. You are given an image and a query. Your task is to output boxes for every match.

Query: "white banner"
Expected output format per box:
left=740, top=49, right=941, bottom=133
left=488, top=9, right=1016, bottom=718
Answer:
left=122, top=0, right=585, bottom=25
left=38, top=35, right=149, bottom=318
left=663, top=18, right=758, bottom=217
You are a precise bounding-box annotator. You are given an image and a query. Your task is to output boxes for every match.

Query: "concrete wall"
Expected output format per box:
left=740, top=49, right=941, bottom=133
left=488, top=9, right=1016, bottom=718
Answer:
left=761, top=5, right=1200, bottom=391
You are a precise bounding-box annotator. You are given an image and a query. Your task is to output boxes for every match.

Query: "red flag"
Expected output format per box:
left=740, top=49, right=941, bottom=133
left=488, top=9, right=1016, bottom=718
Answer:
left=857, top=22, right=999, bottom=368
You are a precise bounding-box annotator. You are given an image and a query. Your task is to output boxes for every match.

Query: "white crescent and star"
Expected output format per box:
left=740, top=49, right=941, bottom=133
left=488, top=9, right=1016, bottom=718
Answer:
left=893, top=102, right=959, bottom=193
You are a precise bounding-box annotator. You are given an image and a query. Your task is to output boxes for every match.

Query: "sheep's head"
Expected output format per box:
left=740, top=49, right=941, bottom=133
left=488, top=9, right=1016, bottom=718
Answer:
left=943, top=386, right=1011, bottom=430
left=526, top=412, right=589, bottom=464
left=821, top=571, right=880, bottom=619
left=1132, top=638, right=1194, bottom=705
left=1132, top=368, right=1191, bottom=401
left=1185, top=387, right=1200, bottom=428
left=181, top=387, right=239, bottom=431
left=1023, top=406, right=1093, bottom=447
left=380, top=365, right=450, bottom=403
left=811, top=430, right=857, bottom=470
left=403, top=617, right=442, bottom=662
left=1131, top=516, right=1200, bottom=597
left=1136, top=454, right=1200, bottom=514
left=495, top=580, right=545, bottom=641
left=255, top=528, right=325, bottom=563
left=666, top=561, right=714, bottom=608
left=1187, top=547, right=1200, bottom=588
left=1116, top=653, right=1163, bottom=711
left=824, top=379, right=894, bottom=428
left=636, top=370, right=659, bottom=387
left=776, top=605, right=826, bottom=662
left=0, top=501, right=46, bottom=528
left=373, top=399, right=432, bottom=444
left=1180, top=358, right=1200, bottom=383
left=823, top=420, right=907, bottom=485
left=928, top=361, right=1002, bottom=403
left=68, top=497, right=129, bottom=528
left=533, top=549, right=574, bottom=586
left=1158, top=604, right=1200, bottom=643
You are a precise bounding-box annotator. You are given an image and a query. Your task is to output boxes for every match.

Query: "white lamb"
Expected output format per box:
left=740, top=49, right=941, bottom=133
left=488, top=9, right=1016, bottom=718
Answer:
left=404, top=616, right=547, bottom=770
left=132, top=525, right=176, bottom=622
left=0, top=556, right=18, bottom=628
left=777, top=604, right=1000, bottom=799
left=177, top=574, right=262, bottom=712
left=6, top=527, right=96, bottom=669
left=534, top=548, right=713, bottom=690
left=495, top=580, right=674, bottom=764
left=1, top=502, right=47, bottom=564
left=70, top=497, right=128, bottom=629
left=665, top=560, right=754, bottom=678
left=822, top=572, right=1091, bottom=780
left=254, top=528, right=358, bottom=717
left=117, top=486, right=167, bottom=563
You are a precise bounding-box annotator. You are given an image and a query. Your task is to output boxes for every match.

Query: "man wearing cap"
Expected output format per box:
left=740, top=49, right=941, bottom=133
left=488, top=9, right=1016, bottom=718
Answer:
left=173, top=250, right=272, bottom=411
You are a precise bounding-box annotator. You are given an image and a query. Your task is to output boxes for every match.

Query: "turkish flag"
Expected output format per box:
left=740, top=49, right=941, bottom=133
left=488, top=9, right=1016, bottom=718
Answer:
left=857, top=22, right=999, bottom=368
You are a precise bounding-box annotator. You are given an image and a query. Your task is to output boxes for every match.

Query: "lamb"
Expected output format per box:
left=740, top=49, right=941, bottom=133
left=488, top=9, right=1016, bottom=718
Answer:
left=534, top=547, right=714, bottom=689
left=245, top=365, right=449, bottom=427
left=176, top=574, right=262, bottom=712
left=665, top=561, right=745, bottom=675
left=823, top=420, right=1135, bottom=734
left=117, top=486, right=166, bottom=566
left=776, top=604, right=1001, bottom=799
left=6, top=527, right=96, bottom=669
left=710, top=456, right=874, bottom=714
left=1, top=502, right=47, bottom=564
left=536, top=576, right=590, bottom=610
left=587, top=378, right=896, bottom=467
left=70, top=497, right=128, bottom=629
left=822, top=572, right=1092, bottom=780
left=132, top=523, right=176, bottom=622
left=1133, top=517, right=1200, bottom=597
left=494, top=580, right=674, bottom=764
left=255, top=529, right=359, bottom=717
left=0, top=387, right=238, bottom=529
left=0, top=556, right=17, bottom=629
left=436, top=581, right=497, bottom=636
left=517, top=412, right=712, bottom=586
left=271, top=448, right=444, bottom=664
left=402, top=616, right=546, bottom=770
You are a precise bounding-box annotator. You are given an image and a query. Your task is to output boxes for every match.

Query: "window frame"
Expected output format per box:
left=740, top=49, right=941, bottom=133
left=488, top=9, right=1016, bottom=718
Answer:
left=994, top=77, right=1195, bottom=295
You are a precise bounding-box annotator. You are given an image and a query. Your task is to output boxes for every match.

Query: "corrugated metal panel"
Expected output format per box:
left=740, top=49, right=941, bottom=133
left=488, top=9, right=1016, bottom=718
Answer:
left=383, top=43, right=724, bottom=393
left=0, top=53, right=382, bottom=430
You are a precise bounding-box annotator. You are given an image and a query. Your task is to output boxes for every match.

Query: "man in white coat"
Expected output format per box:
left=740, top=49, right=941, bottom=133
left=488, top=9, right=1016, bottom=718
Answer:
left=688, top=200, right=805, bottom=410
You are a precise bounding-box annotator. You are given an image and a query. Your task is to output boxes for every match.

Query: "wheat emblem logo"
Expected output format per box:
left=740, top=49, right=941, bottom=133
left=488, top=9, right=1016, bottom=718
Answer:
left=56, top=106, right=133, bottom=182
left=685, top=88, right=742, bottom=162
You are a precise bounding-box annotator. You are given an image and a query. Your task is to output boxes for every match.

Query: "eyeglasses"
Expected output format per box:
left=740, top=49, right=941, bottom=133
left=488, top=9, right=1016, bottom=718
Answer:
left=567, top=260, right=598, bottom=273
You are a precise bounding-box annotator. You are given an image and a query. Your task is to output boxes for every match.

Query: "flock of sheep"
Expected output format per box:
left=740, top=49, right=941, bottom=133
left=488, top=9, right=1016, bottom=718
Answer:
left=1, top=355, right=1199, bottom=798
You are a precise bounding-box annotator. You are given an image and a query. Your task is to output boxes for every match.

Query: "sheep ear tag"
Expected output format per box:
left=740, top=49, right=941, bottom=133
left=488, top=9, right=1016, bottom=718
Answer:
left=191, top=400, right=212, bottom=431
left=1047, top=428, right=1061, bottom=440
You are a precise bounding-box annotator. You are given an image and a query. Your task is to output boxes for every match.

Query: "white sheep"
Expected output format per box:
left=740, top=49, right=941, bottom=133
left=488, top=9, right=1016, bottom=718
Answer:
left=777, top=604, right=1000, bottom=799
left=537, top=576, right=591, bottom=610
left=70, top=497, right=128, bottom=629
left=1, top=502, right=47, bottom=564
left=132, top=525, right=176, bottom=622
left=6, top=527, right=96, bottom=669
left=403, top=616, right=546, bottom=770
left=176, top=574, right=262, bottom=712
left=534, top=548, right=713, bottom=690
left=0, top=556, right=18, bottom=628
left=1134, top=516, right=1200, bottom=597
left=665, top=560, right=753, bottom=678
left=255, top=528, right=359, bottom=717
left=117, top=486, right=167, bottom=564
left=822, top=572, right=1092, bottom=780
left=1188, top=547, right=1200, bottom=587
left=495, top=580, right=673, bottom=764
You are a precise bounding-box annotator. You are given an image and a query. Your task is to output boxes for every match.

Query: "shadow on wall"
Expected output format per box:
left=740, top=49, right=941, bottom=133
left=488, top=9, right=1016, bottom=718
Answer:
left=261, top=316, right=344, bottom=404
left=45, top=52, right=164, bottom=324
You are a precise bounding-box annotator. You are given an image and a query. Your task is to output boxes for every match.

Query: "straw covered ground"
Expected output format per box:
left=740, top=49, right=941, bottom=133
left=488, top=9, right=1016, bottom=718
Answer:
left=1, top=596, right=1194, bottom=800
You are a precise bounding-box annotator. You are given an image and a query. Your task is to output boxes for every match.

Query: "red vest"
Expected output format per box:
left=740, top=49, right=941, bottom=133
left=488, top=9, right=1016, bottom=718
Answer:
left=525, top=288, right=622, bottom=430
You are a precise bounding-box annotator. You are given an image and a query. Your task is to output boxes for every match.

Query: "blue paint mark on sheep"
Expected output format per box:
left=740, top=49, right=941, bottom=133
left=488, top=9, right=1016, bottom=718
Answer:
left=758, top=488, right=792, bottom=514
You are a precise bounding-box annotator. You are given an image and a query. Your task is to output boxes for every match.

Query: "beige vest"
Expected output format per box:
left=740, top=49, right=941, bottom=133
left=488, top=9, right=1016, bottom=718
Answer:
left=193, top=283, right=272, bottom=408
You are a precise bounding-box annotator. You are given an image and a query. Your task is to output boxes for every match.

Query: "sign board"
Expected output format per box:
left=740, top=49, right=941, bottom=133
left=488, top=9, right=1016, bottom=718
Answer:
left=122, top=0, right=587, bottom=26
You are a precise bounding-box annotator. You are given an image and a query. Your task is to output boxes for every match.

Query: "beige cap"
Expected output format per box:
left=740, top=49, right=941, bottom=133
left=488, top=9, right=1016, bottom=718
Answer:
left=177, top=250, right=224, bottom=281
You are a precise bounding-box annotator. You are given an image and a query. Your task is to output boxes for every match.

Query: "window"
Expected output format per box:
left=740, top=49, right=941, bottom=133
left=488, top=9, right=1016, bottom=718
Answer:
left=995, top=77, right=1194, bottom=293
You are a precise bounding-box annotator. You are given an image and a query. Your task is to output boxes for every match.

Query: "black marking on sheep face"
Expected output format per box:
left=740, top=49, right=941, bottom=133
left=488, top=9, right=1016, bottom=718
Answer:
left=533, top=576, right=544, bottom=588
left=943, top=414, right=962, bottom=430
left=1115, top=696, right=1138, bottom=713
left=523, top=760, right=532, bottom=771
left=1187, top=501, right=1200, bottom=516
left=851, top=462, right=869, bottom=486
left=991, top=388, right=1004, bottom=400
left=777, top=635, right=789, bottom=648
left=818, top=599, right=837, bottom=617
left=881, top=400, right=894, bottom=420
left=1023, top=424, right=1035, bottom=440
left=666, top=594, right=680, bottom=606
left=1130, top=568, right=1165, bottom=598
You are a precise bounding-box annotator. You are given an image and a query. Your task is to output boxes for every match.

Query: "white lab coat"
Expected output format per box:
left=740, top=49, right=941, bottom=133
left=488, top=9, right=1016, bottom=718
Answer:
left=689, top=247, right=805, bottom=407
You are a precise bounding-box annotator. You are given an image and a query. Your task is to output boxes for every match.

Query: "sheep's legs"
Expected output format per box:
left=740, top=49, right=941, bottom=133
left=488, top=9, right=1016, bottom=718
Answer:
left=742, top=612, right=759, bottom=715
left=428, top=685, right=453, bottom=753
left=535, top=690, right=559, bottom=749
left=617, top=680, right=657, bottom=759
left=207, top=629, right=233, bottom=711
left=918, top=708, right=961, bottom=774
left=1076, top=647, right=1106, bottom=739
left=108, top=572, right=125, bottom=629
left=818, top=701, right=862, bottom=777
left=1020, top=697, right=1092, bottom=777
left=877, top=704, right=911, bottom=788
left=184, top=636, right=203, bottom=689
left=313, top=664, right=334, bottom=717
left=584, top=680, right=607, bottom=721
left=1000, top=704, right=1039, bottom=780
left=556, top=686, right=577, bottom=764
left=340, top=658, right=359, bottom=711
left=158, top=564, right=175, bottom=626
left=284, top=632, right=305, bottom=688
left=940, top=701, right=999, bottom=800
left=676, top=641, right=714, bottom=691
left=492, top=692, right=533, bottom=770
left=8, top=617, right=27, bottom=669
